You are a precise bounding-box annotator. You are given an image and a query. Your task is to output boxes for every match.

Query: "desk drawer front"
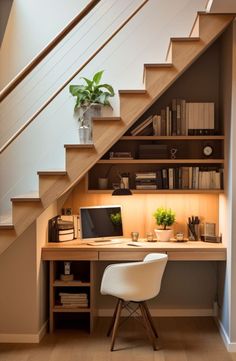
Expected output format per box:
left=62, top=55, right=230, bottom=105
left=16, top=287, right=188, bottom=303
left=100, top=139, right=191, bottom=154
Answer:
left=99, top=251, right=166, bottom=261
left=167, top=251, right=226, bottom=261
left=42, top=250, right=98, bottom=261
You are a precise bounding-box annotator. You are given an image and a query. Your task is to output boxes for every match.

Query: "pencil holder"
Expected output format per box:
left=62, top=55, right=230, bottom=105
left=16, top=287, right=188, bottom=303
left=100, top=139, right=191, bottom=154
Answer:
left=188, top=224, right=200, bottom=241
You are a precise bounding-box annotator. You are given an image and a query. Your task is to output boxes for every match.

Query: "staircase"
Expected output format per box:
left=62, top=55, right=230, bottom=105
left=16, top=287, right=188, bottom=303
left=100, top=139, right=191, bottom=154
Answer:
left=0, top=12, right=234, bottom=255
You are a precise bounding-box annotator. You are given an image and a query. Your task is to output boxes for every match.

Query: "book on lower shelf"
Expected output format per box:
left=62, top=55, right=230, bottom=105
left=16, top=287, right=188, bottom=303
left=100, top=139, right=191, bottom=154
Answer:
left=58, top=292, right=89, bottom=308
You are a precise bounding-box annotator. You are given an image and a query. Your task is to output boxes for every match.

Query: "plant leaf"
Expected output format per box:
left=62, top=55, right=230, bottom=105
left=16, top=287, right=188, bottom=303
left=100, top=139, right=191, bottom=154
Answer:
left=81, top=77, right=93, bottom=88
left=93, top=70, right=104, bottom=85
left=97, top=84, right=115, bottom=96
left=69, top=85, right=85, bottom=96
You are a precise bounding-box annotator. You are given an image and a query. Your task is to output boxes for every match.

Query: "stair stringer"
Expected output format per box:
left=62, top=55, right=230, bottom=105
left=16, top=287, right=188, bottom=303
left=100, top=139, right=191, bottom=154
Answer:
left=0, top=13, right=234, bottom=255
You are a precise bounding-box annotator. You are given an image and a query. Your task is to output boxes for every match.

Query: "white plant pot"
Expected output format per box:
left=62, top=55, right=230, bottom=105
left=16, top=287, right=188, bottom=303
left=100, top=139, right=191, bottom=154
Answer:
left=78, top=104, right=102, bottom=143
left=78, top=126, right=91, bottom=144
left=155, top=229, right=174, bottom=242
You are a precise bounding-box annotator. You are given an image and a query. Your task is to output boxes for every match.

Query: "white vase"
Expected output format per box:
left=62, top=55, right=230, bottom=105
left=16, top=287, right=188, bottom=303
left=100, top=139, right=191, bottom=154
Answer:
left=155, top=229, right=174, bottom=242
left=78, top=104, right=102, bottom=142
left=78, top=126, right=90, bottom=144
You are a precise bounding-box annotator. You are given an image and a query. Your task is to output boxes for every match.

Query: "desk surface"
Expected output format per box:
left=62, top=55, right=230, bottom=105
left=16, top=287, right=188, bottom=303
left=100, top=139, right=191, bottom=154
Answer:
left=42, top=239, right=226, bottom=261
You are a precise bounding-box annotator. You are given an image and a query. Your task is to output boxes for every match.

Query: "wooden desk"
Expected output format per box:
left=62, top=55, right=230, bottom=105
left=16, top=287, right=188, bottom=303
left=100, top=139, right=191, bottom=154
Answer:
left=41, top=240, right=226, bottom=332
left=42, top=239, right=226, bottom=261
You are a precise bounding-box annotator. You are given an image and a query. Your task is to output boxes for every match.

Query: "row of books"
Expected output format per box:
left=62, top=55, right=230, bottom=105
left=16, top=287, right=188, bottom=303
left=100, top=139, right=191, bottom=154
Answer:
left=130, top=100, right=215, bottom=136
left=59, top=292, right=88, bottom=308
left=135, top=168, right=223, bottom=190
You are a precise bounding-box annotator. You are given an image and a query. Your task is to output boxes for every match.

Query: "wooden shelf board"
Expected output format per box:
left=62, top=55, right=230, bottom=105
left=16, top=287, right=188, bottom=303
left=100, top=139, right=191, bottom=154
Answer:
left=121, top=136, right=225, bottom=140
left=53, top=306, right=90, bottom=313
left=87, top=189, right=224, bottom=194
left=53, top=280, right=90, bottom=287
left=98, top=159, right=224, bottom=164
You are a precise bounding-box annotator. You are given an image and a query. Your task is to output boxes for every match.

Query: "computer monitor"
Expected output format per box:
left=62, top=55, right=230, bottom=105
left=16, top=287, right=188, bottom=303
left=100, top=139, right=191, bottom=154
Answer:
left=80, top=205, right=123, bottom=240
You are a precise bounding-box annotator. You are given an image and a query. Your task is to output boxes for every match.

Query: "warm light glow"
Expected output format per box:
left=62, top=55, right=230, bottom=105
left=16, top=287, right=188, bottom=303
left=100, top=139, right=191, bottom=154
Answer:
left=63, top=178, right=219, bottom=239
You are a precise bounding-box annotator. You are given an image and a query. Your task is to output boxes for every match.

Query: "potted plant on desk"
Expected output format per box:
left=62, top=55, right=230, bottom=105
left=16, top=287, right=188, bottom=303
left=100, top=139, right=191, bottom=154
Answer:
left=69, top=70, right=115, bottom=143
left=153, top=207, right=176, bottom=242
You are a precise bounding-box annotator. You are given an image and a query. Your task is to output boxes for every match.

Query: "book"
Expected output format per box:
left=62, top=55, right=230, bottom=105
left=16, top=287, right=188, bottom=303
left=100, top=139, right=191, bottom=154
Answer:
left=160, top=108, right=166, bottom=135
left=182, top=167, right=189, bottom=189
left=171, top=98, right=177, bottom=135
left=162, top=169, right=168, bottom=189
left=176, top=99, right=181, bottom=135
left=131, top=115, right=153, bottom=135
left=109, top=152, right=133, bottom=159
left=152, top=115, right=161, bottom=135
left=168, top=168, right=174, bottom=189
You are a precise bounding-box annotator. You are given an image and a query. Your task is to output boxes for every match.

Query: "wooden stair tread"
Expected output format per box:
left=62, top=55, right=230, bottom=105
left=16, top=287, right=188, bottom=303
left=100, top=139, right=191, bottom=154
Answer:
left=92, top=116, right=121, bottom=121
left=170, top=37, right=200, bottom=42
left=0, top=224, right=14, bottom=230
left=144, top=63, right=173, bottom=68
left=38, top=170, right=67, bottom=176
left=64, top=143, right=95, bottom=149
left=197, top=11, right=236, bottom=15
left=11, top=194, right=41, bottom=202
left=119, top=89, right=147, bottom=94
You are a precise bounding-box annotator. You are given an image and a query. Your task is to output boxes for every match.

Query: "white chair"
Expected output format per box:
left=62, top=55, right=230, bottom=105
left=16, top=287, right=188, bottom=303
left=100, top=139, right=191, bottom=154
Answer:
left=100, top=253, right=168, bottom=351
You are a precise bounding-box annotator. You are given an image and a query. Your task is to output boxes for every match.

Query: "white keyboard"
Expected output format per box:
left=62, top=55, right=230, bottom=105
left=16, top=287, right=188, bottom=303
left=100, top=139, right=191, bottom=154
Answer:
left=87, top=239, right=124, bottom=246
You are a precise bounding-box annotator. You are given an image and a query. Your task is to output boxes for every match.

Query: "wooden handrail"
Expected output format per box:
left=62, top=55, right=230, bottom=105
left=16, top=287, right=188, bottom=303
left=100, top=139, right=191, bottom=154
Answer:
left=0, top=0, right=101, bottom=102
left=0, top=0, right=149, bottom=154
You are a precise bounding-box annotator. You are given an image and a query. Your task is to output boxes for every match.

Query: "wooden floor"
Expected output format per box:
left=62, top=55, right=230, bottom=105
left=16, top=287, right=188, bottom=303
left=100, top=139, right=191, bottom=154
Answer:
left=0, top=317, right=236, bottom=361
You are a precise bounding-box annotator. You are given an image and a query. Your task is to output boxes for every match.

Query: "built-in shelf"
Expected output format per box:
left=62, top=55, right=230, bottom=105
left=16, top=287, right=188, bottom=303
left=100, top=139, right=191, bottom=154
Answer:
left=53, top=280, right=90, bottom=287
left=53, top=306, right=91, bottom=313
left=87, top=189, right=224, bottom=194
left=98, top=159, right=224, bottom=164
left=121, top=135, right=225, bottom=140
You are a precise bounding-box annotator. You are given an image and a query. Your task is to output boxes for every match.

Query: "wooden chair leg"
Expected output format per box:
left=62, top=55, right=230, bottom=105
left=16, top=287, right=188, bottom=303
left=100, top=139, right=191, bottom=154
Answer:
left=140, top=303, right=157, bottom=351
left=107, top=298, right=120, bottom=337
left=142, top=301, right=158, bottom=338
left=110, top=299, right=123, bottom=351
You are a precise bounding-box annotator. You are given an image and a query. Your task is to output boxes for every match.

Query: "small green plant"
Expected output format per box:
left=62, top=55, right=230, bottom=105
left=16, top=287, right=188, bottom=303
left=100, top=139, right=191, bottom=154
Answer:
left=110, top=212, right=121, bottom=226
left=153, top=207, right=176, bottom=230
left=69, top=70, right=115, bottom=111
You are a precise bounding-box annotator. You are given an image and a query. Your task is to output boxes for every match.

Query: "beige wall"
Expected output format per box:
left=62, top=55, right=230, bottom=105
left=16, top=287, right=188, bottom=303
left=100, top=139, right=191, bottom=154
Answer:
left=0, top=202, right=57, bottom=339
left=0, top=223, right=38, bottom=334
left=64, top=178, right=219, bottom=239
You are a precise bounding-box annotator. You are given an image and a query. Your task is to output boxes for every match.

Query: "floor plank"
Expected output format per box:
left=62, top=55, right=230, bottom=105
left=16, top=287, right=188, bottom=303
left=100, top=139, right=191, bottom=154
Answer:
left=0, top=317, right=235, bottom=361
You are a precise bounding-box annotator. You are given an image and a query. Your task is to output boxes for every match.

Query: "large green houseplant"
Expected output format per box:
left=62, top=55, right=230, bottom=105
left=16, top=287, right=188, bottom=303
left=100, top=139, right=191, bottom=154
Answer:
left=153, top=207, right=176, bottom=241
left=69, top=70, right=115, bottom=142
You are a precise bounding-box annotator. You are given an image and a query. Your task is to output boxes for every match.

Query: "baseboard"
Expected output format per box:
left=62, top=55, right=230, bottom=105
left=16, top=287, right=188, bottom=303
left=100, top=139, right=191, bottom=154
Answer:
left=215, top=317, right=236, bottom=352
left=0, top=321, right=48, bottom=343
left=98, top=307, right=214, bottom=317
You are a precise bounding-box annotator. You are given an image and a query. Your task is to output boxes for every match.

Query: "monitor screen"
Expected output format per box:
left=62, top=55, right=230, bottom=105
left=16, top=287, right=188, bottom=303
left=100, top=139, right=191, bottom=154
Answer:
left=80, top=205, right=123, bottom=240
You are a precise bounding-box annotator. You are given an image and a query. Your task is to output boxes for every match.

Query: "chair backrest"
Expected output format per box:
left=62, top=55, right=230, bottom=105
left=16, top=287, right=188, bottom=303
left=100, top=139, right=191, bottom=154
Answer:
left=100, top=253, right=168, bottom=302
